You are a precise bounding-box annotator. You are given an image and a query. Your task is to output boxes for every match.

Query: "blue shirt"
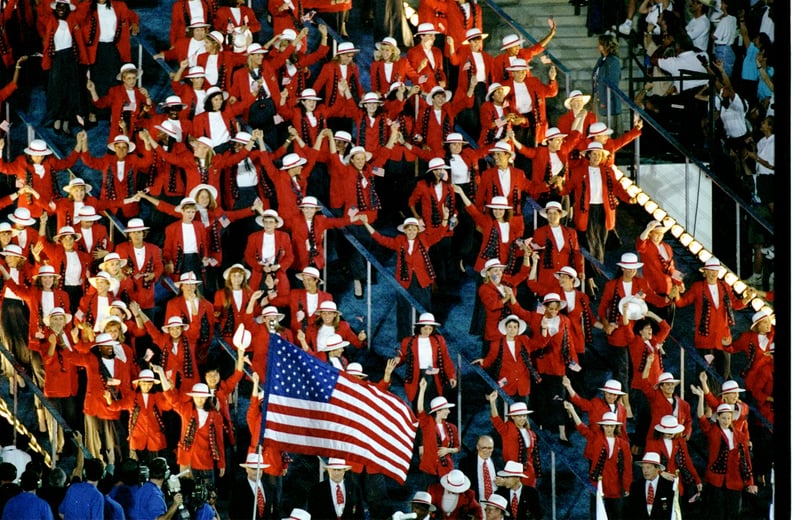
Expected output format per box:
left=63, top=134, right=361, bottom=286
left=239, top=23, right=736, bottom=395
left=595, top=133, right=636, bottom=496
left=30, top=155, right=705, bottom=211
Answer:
left=2, top=491, right=54, bottom=520
left=742, top=43, right=759, bottom=81
left=104, top=495, right=126, bottom=520
left=59, top=482, right=104, bottom=520
left=757, top=66, right=774, bottom=101
left=130, top=481, right=167, bottom=520
left=109, top=484, right=138, bottom=519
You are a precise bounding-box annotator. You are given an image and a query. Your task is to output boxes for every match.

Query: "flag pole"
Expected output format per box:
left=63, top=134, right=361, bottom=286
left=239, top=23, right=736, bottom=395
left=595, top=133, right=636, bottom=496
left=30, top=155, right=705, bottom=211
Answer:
left=252, top=443, right=263, bottom=520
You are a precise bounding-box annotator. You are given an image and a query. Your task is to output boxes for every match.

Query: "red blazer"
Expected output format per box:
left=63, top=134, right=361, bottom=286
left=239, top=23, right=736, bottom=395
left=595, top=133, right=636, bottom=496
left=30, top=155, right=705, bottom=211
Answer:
left=92, top=85, right=152, bottom=136
left=80, top=151, right=153, bottom=217
left=76, top=288, right=119, bottom=329
left=577, top=423, right=632, bottom=498
left=162, top=146, right=251, bottom=196
left=531, top=224, right=583, bottom=295
left=517, top=131, right=582, bottom=197
left=144, top=144, right=189, bottom=198
left=699, top=416, right=753, bottom=491
left=0, top=0, right=17, bottom=68
left=169, top=0, right=213, bottom=44
left=40, top=13, right=88, bottom=70
left=406, top=45, right=446, bottom=93
left=241, top=313, right=274, bottom=380
left=53, top=196, right=112, bottom=229
left=109, top=391, right=172, bottom=451
left=598, top=276, right=666, bottom=347
left=267, top=287, right=329, bottom=334
left=11, top=227, right=40, bottom=260
left=636, top=236, right=677, bottom=296
left=492, top=44, right=547, bottom=81
left=144, top=319, right=200, bottom=390
left=78, top=0, right=139, bottom=64
left=641, top=387, right=693, bottom=442
left=398, top=333, right=455, bottom=401
left=482, top=335, right=536, bottom=397
left=475, top=165, right=531, bottom=216
left=244, top=230, right=294, bottom=290
left=371, top=227, right=447, bottom=289
left=409, top=180, right=456, bottom=239
left=628, top=320, right=671, bottom=391
left=269, top=168, right=312, bottom=227
left=427, top=483, right=482, bottom=520
left=312, top=61, right=364, bottom=106
left=212, top=369, right=244, bottom=445
left=162, top=220, right=208, bottom=276
left=704, top=393, right=750, bottom=437
left=246, top=396, right=290, bottom=476
left=527, top=312, right=578, bottom=376
left=213, top=6, right=260, bottom=34
left=9, top=280, right=70, bottom=346
left=38, top=241, right=92, bottom=290
left=195, top=51, right=232, bottom=90
left=600, top=126, right=642, bottom=166
left=556, top=109, right=597, bottom=136
left=339, top=167, right=382, bottom=225
left=418, top=412, right=458, bottom=477
left=370, top=58, right=420, bottom=94
left=71, top=350, right=132, bottom=419
left=674, top=280, right=747, bottom=350
left=743, top=353, right=773, bottom=425
left=645, top=436, right=701, bottom=490
left=167, top=390, right=226, bottom=471
left=413, top=93, right=474, bottom=153
left=213, top=287, right=252, bottom=339
left=444, top=1, right=484, bottom=48
left=478, top=272, right=533, bottom=342
left=559, top=289, right=595, bottom=354
left=223, top=148, right=282, bottom=210
left=448, top=47, right=493, bottom=96
left=38, top=332, right=79, bottom=398
left=165, top=295, right=216, bottom=354
left=503, top=76, right=558, bottom=143
left=569, top=393, right=629, bottom=442
left=465, top=204, right=525, bottom=276
left=728, top=329, right=773, bottom=378
left=273, top=44, right=328, bottom=101
left=75, top=223, right=112, bottom=256
left=560, top=162, right=631, bottom=232
left=478, top=101, right=518, bottom=147
left=288, top=214, right=349, bottom=271
left=161, top=36, right=208, bottom=64
left=228, top=63, right=283, bottom=109
left=114, top=242, right=164, bottom=309
left=0, top=152, right=79, bottom=218
left=491, top=415, right=541, bottom=487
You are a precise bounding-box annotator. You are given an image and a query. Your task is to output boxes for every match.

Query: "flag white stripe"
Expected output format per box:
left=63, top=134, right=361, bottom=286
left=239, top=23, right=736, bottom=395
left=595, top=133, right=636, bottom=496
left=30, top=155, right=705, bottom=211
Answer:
left=266, top=398, right=414, bottom=461
left=336, top=376, right=416, bottom=435
left=264, top=428, right=408, bottom=480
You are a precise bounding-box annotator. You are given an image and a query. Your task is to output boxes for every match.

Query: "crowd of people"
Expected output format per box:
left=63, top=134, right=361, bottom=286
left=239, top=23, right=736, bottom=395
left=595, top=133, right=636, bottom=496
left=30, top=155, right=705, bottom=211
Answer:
left=0, top=0, right=775, bottom=517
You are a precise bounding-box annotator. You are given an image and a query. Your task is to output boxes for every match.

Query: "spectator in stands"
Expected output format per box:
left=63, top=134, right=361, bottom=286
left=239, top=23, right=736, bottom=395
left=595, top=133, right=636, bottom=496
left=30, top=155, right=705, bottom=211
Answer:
left=686, top=0, right=711, bottom=52
left=593, top=34, right=622, bottom=133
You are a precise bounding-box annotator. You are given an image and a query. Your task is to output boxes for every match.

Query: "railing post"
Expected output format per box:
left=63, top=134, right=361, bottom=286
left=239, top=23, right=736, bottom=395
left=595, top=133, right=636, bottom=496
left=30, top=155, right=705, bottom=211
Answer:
left=457, top=353, right=462, bottom=436
left=606, top=84, right=612, bottom=130
left=633, top=110, right=640, bottom=183
left=679, top=347, right=685, bottom=400
left=684, top=158, right=690, bottom=230
left=551, top=450, right=557, bottom=520
left=735, top=202, right=741, bottom=275
left=12, top=379, right=17, bottom=445
left=138, top=44, right=143, bottom=88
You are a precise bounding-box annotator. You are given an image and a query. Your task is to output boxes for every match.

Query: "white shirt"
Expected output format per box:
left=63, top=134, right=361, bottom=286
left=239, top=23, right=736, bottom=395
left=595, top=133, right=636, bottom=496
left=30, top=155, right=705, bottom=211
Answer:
left=707, top=283, right=720, bottom=308
left=204, top=54, right=219, bottom=86
left=197, top=408, right=208, bottom=428
left=2, top=269, right=19, bottom=300
left=549, top=151, right=563, bottom=176
left=441, top=492, right=459, bottom=515
left=97, top=5, right=118, bottom=42
left=41, top=291, right=55, bottom=316
left=712, top=15, right=737, bottom=45
left=417, top=337, right=432, bottom=369
left=550, top=226, right=565, bottom=250
left=124, top=88, right=137, bottom=112
left=93, top=295, right=111, bottom=331
left=658, top=51, right=709, bottom=91
left=563, top=289, right=576, bottom=312
left=449, top=155, right=470, bottom=184
left=207, top=111, right=231, bottom=147
left=497, top=221, right=510, bottom=243
left=471, top=52, right=486, bottom=82
left=181, top=223, right=199, bottom=254
left=187, top=38, right=207, bottom=66
left=194, top=89, right=208, bottom=115
left=476, top=456, right=496, bottom=501
left=497, top=168, right=511, bottom=196
left=605, top=436, right=615, bottom=457
left=715, top=93, right=747, bottom=138
left=407, top=239, right=414, bottom=255
left=54, top=21, right=73, bottom=51
left=82, top=226, right=94, bottom=253
left=721, top=427, right=734, bottom=449
left=506, top=339, right=516, bottom=359
left=512, top=81, right=532, bottom=114
left=236, top=158, right=258, bottom=186
left=64, top=251, right=82, bottom=286
left=232, top=289, right=243, bottom=311
left=306, top=292, right=319, bottom=317
left=134, top=245, right=146, bottom=269
left=622, top=280, right=633, bottom=296
left=101, top=357, right=115, bottom=377
left=587, top=166, right=604, bottom=204
left=260, top=233, right=276, bottom=263
left=686, top=14, right=711, bottom=51
left=755, top=135, right=774, bottom=175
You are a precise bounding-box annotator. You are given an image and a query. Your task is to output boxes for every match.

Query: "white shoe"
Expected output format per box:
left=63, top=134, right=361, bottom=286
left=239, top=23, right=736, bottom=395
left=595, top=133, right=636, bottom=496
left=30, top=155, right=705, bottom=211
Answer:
left=745, top=272, right=763, bottom=286
left=618, top=19, right=633, bottom=35
left=768, top=272, right=774, bottom=291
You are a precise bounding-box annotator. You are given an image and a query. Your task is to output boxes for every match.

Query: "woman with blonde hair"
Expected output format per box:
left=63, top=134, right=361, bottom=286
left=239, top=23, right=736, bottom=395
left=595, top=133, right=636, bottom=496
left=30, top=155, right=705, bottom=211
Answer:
left=370, top=37, right=419, bottom=95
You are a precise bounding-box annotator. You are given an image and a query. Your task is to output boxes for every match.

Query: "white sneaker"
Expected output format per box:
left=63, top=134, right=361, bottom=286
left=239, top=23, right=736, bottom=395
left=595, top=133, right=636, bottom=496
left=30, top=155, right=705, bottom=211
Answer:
left=618, top=19, right=633, bottom=35
left=745, top=272, right=763, bottom=286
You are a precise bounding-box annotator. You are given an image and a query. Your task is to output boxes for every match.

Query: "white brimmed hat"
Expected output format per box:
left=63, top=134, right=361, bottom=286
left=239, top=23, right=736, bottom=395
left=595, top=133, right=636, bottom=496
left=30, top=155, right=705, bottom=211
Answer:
left=542, top=292, right=567, bottom=310
left=425, top=86, right=452, bottom=104
left=317, top=301, right=340, bottom=314
left=8, top=208, right=35, bottom=227
left=255, top=209, right=284, bottom=229
left=500, top=33, right=523, bottom=51
left=280, top=153, right=308, bottom=171
left=506, top=402, right=533, bottom=416
left=617, top=252, right=643, bottom=269
left=189, top=183, right=218, bottom=203
left=175, top=271, right=201, bottom=287
left=720, top=380, right=745, bottom=394
left=554, top=266, right=581, bottom=287
left=223, top=263, right=251, bottom=281
left=464, top=28, right=488, bottom=41
left=699, top=258, right=725, bottom=274
left=186, top=382, right=212, bottom=397
left=539, top=200, right=568, bottom=218
left=324, top=458, right=352, bottom=469
left=598, top=379, right=626, bottom=396
left=63, top=177, right=93, bottom=194
left=483, top=495, right=508, bottom=512
left=345, top=363, right=367, bottom=378
left=480, top=258, right=507, bottom=277
left=716, top=404, right=734, bottom=415
left=497, top=460, right=528, bottom=478
left=184, top=66, right=206, bottom=79
left=505, top=58, right=529, bottom=71
left=260, top=306, right=285, bottom=321
left=187, top=16, right=211, bottom=28
left=98, top=253, right=128, bottom=271
left=563, top=90, right=591, bottom=109
left=108, top=134, right=136, bottom=153
left=24, top=139, right=53, bottom=156
left=53, top=226, right=80, bottom=241
left=133, top=369, right=160, bottom=384
left=654, top=415, right=684, bottom=435
left=100, top=315, right=128, bottom=334
left=74, top=206, right=102, bottom=223
left=588, top=122, right=614, bottom=138
left=583, top=141, right=610, bottom=157
left=439, top=470, right=470, bottom=493
left=283, top=509, right=311, bottom=520
left=207, top=30, right=224, bottom=48
left=0, top=245, right=24, bottom=258
left=411, top=491, right=436, bottom=512
left=88, top=271, right=119, bottom=293
left=299, top=196, right=322, bottom=209
left=161, top=315, right=190, bottom=332
left=655, top=372, right=680, bottom=386
left=597, top=411, right=621, bottom=425
left=416, top=312, right=440, bottom=326
left=347, top=146, right=373, bottom=162
left=542, top=127, right=568, bottom=143
left=485, top=82, right=510, bottom=101
left=297, top=88, right=322, bottom=101
left=618, top=295, right=648, bottom=321
left=637, top=452, right=665, bottom=469
left=34, top=265, right=61, bottom=279
left=335, top=42, right=360, bottom=56
left=498, top=314, right=527, bottom=335
left=115, top=63, right=141, bottom=81
left=486, top=196, right=511, bottom=210
left=429, top=396, right=454, bottom=414
left=240, top=452, right=270, bottom=469
left=110, top=300, right=133, bottom=321
left=42, top=307, right=72, bottom=327
left=414, top=23, right=439, bottom=36
left=318, top=333, right=349, bottom=352
left=488, top=140, right=515, bottom=158
left=125, top=218, right=150, bottom=233
left=750, top=308, right=774, bottom=330
left=159, top=95, right=187, bottom=111
left=444, top=133, right=468, bottom=145
left=174, top=197, right=198, bottom=213
left=296, top=266, right=323, bottom=283
left=397, top=217, right=425, bottom=233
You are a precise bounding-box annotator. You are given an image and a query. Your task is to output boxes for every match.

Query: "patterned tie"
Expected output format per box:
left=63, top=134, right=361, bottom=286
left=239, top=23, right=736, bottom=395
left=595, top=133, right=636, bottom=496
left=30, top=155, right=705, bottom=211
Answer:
left=511, top=492, right=519, bottom=518
left=483, top=462, right=493, bottom=500
left=647, top=482, right=655, bottom=505
left=256, top=486, right=265, bottom=518
left=336, top=483, right=344, bottom=505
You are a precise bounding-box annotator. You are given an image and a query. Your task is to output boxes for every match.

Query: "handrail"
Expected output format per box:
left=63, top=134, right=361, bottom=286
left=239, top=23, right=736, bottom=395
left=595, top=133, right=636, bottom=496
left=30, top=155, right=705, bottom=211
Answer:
left=605, top=81, right=774, bottom=235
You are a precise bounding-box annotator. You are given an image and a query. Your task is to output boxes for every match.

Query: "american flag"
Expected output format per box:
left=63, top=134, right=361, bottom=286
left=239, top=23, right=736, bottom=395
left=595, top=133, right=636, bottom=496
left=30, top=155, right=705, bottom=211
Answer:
left=261, top=336, right=418, bottom=483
